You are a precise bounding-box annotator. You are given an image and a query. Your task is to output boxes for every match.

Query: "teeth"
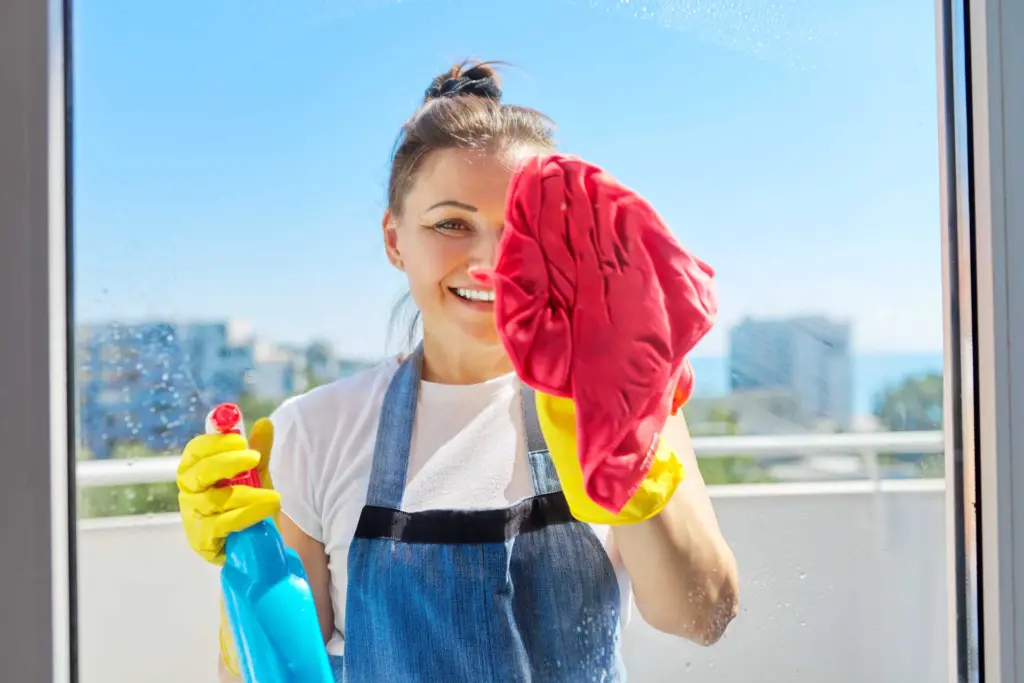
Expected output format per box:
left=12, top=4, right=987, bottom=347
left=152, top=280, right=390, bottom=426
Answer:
left=454, top=288, right=495, bottom=302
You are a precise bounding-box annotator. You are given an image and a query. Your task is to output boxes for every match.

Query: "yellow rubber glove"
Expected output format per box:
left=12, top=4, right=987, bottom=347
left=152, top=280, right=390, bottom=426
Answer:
left=177, top=418, right=280, bottom=563
left=176, top=418, right=280, bottom=678
left=535, top=392, right=684, bottom=525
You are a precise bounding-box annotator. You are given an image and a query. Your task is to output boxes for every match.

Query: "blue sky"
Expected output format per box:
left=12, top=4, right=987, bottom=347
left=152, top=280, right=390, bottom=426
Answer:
left=72, top=0, right=943, bottom=359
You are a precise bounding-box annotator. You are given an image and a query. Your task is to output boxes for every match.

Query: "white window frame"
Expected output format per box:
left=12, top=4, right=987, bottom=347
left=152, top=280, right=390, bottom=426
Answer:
left=0, top=0, right=1020, bottom=680
left=0, top=0, right=74, bottom=681
left=957, top=0, right=1024, bottom=680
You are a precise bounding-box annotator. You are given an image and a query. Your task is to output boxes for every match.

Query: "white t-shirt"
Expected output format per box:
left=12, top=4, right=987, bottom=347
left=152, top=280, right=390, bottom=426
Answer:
left=267, top=358, right=633, bottom=656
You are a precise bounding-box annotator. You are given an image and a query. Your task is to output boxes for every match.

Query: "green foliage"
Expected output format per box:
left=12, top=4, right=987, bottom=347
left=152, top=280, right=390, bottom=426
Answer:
left=684, top=401, right=776, bottom=485
left=77, top=441, right=180, bottom=519
left=78, top=481, right=180, bottom=519
left=697, top=456, right=776, bottom=486
left=873, top=372, right=943, bottom=431
left=871, top=372, right=944, bottom=478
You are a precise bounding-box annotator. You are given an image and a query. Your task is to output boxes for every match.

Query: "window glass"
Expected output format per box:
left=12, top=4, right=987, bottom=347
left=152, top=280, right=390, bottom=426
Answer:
left=73, top=1, right=946, bottom=680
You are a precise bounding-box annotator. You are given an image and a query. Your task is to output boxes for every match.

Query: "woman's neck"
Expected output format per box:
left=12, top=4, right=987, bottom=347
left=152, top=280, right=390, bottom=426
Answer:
left=420, top=330, right=513, bottom=385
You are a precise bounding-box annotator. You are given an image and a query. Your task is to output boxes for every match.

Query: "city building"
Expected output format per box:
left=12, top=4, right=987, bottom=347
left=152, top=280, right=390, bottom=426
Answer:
left=728, top=315, right=853, bottom=431
left=77, top=319, right=279, bottom=458
left=304, top=340, right=342, bottom=383
left=248, top=340, right=307, bottom=401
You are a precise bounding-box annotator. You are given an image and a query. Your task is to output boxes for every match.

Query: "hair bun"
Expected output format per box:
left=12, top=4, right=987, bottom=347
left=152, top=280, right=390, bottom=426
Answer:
left=424, top=62, right=503, bottom=103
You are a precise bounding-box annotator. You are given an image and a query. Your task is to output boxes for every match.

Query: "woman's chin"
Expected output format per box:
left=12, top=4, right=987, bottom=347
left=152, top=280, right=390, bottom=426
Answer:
left=445, top=313, right=500, bottom=346
left=424, top=302, right=503, bottom=348
left=460, top=319, right=501, bottom=346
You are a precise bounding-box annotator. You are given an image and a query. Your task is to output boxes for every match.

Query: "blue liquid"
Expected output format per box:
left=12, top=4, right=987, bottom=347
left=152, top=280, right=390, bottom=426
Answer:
left=221, top=519, right=334, bottom=683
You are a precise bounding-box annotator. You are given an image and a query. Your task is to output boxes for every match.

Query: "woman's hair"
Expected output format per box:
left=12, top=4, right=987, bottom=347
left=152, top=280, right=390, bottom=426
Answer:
left=387, top=60, right=556, bottom=215
left=386, top=60, right=557, bottom=352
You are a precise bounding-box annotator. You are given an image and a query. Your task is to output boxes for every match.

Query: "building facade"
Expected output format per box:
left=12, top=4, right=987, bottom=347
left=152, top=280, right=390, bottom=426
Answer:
left=728, top=316, right=853, bottom=431
left=76, top=319, right=305, bottom=458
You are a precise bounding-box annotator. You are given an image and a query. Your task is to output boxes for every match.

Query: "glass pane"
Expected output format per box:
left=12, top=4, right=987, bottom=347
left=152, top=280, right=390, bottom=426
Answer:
left=72, top=1, right=947, bottom=681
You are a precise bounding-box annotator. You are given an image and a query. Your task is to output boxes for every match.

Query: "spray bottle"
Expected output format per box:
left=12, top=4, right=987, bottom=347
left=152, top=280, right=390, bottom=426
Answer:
left=207, top=403, right=334, bottom=683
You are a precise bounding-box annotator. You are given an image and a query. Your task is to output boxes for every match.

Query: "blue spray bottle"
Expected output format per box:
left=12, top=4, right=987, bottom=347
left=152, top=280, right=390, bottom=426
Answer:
left=207, top=403, right=334, bottom=683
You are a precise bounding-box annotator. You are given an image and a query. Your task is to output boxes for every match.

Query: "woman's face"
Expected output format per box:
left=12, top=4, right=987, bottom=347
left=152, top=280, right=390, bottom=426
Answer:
left=384, top=146, right=536, bottom=349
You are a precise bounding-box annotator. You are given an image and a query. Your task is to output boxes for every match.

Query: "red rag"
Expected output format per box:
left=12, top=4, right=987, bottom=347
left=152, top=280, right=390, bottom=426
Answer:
left=491, top=154, right=717, bottom=513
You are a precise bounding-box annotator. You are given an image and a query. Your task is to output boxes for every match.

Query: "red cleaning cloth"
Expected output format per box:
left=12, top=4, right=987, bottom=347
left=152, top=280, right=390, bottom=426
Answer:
left=491, top=154, right=718, bottom=514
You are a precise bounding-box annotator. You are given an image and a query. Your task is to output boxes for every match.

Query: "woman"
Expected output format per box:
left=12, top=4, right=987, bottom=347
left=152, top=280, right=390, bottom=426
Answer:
left=177, top=61, right=739, bottom=683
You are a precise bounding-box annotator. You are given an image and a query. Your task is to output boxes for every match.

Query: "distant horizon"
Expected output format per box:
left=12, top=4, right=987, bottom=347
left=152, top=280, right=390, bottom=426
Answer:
left=74, top=312, right=942, bottom=417
left=689, top=351, right=943, bottom=416
left=73, top=316, right=945, bottom=361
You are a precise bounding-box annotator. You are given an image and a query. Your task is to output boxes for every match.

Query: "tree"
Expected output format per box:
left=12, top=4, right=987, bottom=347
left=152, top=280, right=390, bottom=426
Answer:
left=872, top=372, right=944, bottom=478
left=683, top=401, right=774, bottom=486
left=873, top=372, right=943, bottom=432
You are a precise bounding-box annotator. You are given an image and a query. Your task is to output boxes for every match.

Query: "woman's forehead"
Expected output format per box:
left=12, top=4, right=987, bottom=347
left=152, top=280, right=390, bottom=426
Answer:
left=405, top=147, right=543, bottom=211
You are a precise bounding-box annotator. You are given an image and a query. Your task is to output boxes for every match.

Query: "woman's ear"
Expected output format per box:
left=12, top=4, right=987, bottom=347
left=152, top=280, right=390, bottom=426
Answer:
left=382, top=209, right=404, bottom=271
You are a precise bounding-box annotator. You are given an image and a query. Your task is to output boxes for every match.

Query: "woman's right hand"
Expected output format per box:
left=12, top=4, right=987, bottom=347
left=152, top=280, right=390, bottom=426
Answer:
left=176, top=418, right=282, bottom=565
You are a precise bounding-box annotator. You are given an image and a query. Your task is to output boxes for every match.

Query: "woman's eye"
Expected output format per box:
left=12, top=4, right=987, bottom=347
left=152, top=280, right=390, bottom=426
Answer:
left=434, top=219, right=469, bottom=233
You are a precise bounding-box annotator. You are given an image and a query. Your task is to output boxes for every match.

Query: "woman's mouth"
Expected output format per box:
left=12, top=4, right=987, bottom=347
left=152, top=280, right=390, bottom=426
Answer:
left=450, top=287, right=496, bottom=306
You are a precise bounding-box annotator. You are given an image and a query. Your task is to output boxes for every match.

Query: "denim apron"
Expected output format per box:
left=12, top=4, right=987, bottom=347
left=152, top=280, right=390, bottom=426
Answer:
left=328, top=348, right=626, bottom=682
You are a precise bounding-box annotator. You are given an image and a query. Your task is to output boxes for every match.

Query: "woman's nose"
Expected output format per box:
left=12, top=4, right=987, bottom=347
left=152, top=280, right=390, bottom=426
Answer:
left=467, top=266, right=495, bottom=288
left=467, top=229, right=501, bottom=285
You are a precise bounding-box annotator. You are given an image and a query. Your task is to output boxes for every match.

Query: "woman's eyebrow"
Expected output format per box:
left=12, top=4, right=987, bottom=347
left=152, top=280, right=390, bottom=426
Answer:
left=427, top=200, right=478, bottom=212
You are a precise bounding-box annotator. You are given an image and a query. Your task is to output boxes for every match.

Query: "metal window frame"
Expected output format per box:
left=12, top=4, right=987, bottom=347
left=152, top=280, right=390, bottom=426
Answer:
left=0, top=0, right=75, bottom=681
left=959, top=0, right=1024, bottom=681
left=938, top=0, right=982, bottom=678
left=940, top=0, right=1024, bottom=680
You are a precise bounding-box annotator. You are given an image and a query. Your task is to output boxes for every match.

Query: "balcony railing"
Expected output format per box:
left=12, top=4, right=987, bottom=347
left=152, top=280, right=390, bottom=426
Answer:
left=75, top=430, right=945, bottom=489
left=74, top=431, right=948, bottom=683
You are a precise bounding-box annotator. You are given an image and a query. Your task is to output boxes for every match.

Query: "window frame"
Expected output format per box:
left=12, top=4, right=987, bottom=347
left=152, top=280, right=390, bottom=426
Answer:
left=951, top=0, right=1024, bottom=680
left=0, top=0, right=75, bottom=681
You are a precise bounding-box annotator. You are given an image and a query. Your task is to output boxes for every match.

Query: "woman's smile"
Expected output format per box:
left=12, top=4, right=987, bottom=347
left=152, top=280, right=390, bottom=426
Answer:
left=449, top=286, right=496, bottom=310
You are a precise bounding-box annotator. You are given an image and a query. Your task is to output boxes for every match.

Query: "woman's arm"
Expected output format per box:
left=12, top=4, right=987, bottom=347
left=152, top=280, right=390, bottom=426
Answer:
left=278, top=513, right=336, bottom=643
left=610, top=412, right=739, bottom=645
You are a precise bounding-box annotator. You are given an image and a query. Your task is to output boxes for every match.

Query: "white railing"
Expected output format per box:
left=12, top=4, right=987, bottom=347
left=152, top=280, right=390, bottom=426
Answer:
left=77, top=476, right=950, bottom=683
left=75, top=430, right=945, bottom=489
left=75, top=430, right=950, bottom=683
